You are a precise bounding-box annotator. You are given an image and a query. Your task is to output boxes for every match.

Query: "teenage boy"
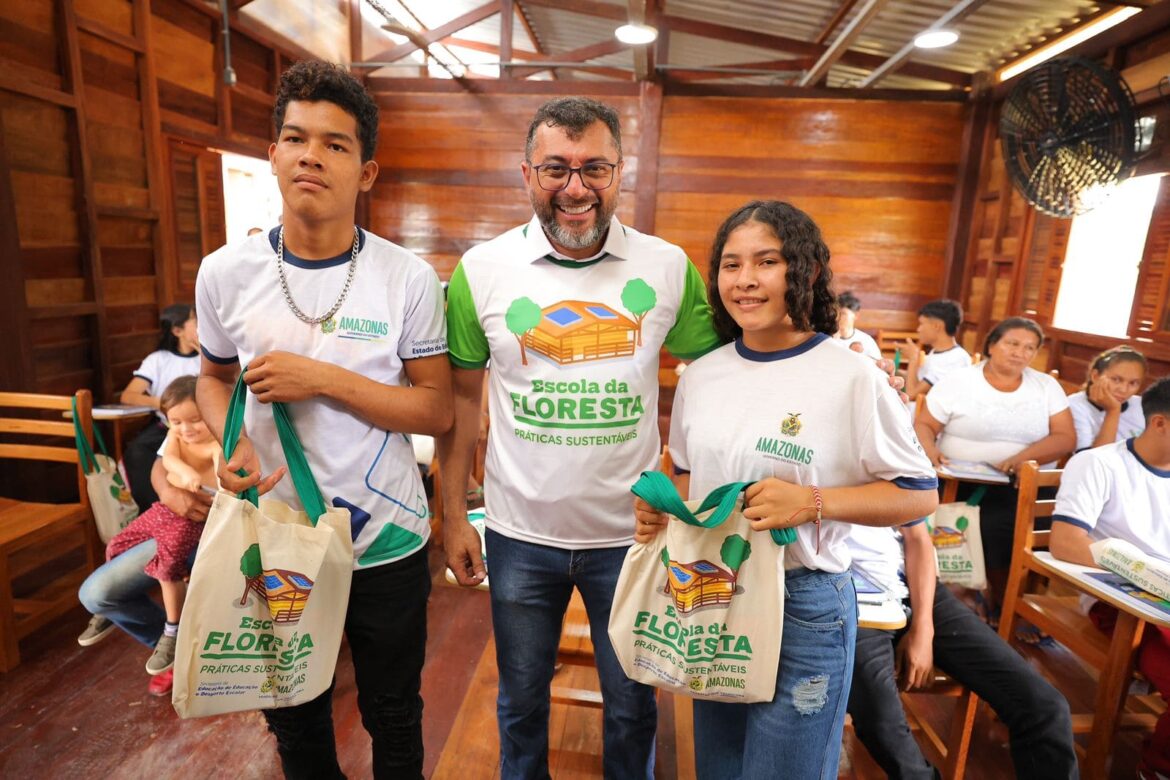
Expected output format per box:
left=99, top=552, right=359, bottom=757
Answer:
left=196, top=61, right=451, bottom=779
left=834, top=290, right=882, bottom=360
left=903, top=299, right=970, bottom=400
left=1050, top=377, right=1170, bottom=779
left=847, top=521, right=1077, bottom=778
left=439, top=97, right=721, bottom=779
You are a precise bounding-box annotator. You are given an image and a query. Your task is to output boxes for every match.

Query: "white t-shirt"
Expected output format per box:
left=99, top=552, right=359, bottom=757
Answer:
left=670, top=335, right=938, bottom=574
left=133, top=349, right=201, bottom=422
left=1067, top=391, right=1146, bottom=452
left=846, top=523, right=917, bottom=600
left=926, top=364, right=1069, bottom=465
left=918, top=344, right=971, bottom=388
left=196, top=228, right=448, bottom=570
left=1053, top=438, right=1170, bottom=564
left=833, top=329, right=881, bottom=361
left=445, top=216, right=721, bottom=549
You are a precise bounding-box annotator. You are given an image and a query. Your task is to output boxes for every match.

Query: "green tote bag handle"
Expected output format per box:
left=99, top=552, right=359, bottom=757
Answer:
left=71, top=396, right=115, bottom=476
left=222, top=368, right=328, bottom=524
left=630, top=471, right=797, bottom=546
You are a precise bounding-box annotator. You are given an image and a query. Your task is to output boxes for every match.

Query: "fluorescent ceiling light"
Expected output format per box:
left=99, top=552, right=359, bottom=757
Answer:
left=615, top=23, right=658, bottom=45
left=914, top=29, right=959, bottom=49
left=997, top=7, right=1142, bottom=82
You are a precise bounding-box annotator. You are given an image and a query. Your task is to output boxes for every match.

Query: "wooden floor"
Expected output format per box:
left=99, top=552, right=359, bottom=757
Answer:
left=0, top=549, right=1150, bottom=778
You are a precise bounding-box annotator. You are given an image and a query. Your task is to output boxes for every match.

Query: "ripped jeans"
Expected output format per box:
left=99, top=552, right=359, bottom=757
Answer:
left=692, top=567, right=857, bottom=780
left=262, top=547, right=431, bottom=779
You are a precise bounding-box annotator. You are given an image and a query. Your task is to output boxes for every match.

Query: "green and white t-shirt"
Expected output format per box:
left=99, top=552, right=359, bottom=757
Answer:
left=447, top=215, right=720, bottom=548
left=196, top=228, right=447, bottom=570
left=670, top=335, right=938, bottom=573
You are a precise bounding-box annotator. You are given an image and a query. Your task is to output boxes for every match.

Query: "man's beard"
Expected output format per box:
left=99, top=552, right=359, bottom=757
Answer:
left=530, top=191, right=617, bottom=251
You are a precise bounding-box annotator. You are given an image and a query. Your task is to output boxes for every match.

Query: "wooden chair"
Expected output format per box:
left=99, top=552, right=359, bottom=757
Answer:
left=900, top=671, right=980, bottom=780
left=998, top=461, right=1166, bottom=777
left=877, top=329, right=919, bottom=365
left=0, top=390, right=100, bottom=671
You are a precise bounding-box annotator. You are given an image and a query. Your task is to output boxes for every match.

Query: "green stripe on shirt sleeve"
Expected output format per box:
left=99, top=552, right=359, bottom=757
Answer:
left=445, top=263, right=490, bottom=369
left=664, top=260, right=722, bottom=359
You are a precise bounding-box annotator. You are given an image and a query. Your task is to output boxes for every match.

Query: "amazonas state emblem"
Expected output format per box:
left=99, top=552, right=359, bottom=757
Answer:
left=781, top=413, right=802, bottom=437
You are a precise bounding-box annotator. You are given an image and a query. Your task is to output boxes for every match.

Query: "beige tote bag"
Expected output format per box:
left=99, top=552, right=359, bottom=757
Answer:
left=608, top=472, right=791, bottom=703
left=172, top=372, right=353, bottom=718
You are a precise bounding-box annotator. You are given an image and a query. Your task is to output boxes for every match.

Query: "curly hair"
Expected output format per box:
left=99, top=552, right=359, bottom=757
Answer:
left=1084, top=345, right=1147, bottom=393
left=525, top=97, right=622, bottom=161
left=707, top=201, right=837, bottom=344
left=274, top=60, right=379, bottom=162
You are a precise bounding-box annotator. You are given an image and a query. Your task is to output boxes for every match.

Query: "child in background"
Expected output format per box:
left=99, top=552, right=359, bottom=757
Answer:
left=902, top=298, right=971, bottom=400
left=635, top=200, right=938, bottom=779
left=104, top=376, right=218, bottom=675
left=834, top=290, right=882, bottom=360
left=1068, top=345, right=1148, bottom=451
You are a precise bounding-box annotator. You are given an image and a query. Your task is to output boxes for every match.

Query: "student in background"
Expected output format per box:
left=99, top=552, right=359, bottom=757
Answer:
left=120, top=303, right=201, bottom=509
left=847, top=520, right=1076, bottom=778
left=636, top=200, right=938, bottom=779
left=1050, top=377, right=1170, bottom=779
left=914, top=317, right=1075, bottom=619
left=102, top=376, right=215, bottom=676
left=902, top=299, right=970, bottom=400
left=1068, top=345, right=1148, bottom=452
left=833, top=290, right=882, bottom=360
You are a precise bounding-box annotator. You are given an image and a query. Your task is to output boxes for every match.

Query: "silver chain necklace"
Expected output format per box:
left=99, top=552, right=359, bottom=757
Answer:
left=276, top=226, right=359, bottom=327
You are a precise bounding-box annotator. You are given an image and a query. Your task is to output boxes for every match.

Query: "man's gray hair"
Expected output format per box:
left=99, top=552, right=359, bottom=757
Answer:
left=524, top=97, right=622, bottom=161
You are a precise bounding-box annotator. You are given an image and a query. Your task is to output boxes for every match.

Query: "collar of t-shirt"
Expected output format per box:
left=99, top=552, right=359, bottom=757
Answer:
left=265, top=226, right=367, bottom=268
left=1088, top=396, right=1130, bottom=413
left=521, top=214, right=630, bottom=266
left=1127, top=437, right=1170, bottom=478
left=734, top=333, right=829, bottom=362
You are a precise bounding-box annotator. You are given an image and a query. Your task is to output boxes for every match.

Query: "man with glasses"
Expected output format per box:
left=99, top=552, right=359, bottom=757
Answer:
left=439, top=97, right=720, bottom=778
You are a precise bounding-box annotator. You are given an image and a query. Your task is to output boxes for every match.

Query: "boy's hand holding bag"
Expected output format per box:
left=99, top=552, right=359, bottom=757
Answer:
left=172, top=371, right=353, bottom=719
left=607, top=471, right=793, bottom=703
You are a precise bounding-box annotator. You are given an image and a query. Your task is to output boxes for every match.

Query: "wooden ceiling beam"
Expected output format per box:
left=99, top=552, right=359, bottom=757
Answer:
left=859, top=0, right=990, bottom=87
left=629, top=0, right=663, bottom=82
left=799, top=0, right=890, bottom=86
left=443, top=37, right=541, bottom=60
left=511, top=38, right=627, bottom=79
left=814, top=0, right=861, bottom=46
left=665, top=57, right=818, bottom=81
left=500, top=0, right=514, bottom=78
left=519, top=0, right=627, bottom=22
left=364, top=0, right=500, bottom=63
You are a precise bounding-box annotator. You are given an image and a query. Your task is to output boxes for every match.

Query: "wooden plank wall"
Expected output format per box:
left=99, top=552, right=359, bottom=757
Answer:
left=369, top=89, right=967, bottom=337
left=654, top=97, right=965, bottom=333
left=957, top=21, right=1170, bottom=386
left=0, top=0, right=286, bottom=403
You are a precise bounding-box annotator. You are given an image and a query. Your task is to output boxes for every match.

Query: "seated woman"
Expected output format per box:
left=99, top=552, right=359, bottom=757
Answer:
left=120, top=303, right=200, bottom=509
left=1068, top=345, right=1147, bottom=452
left=913, top=316, right=1075, bottom=622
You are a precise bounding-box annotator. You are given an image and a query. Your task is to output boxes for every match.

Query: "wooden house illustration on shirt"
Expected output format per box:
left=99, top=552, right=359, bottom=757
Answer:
left=665, top=559, right=737, bottom=614
left=257, top=568, right=315, bottom=624
left=525, top=300, right=637, bottom=364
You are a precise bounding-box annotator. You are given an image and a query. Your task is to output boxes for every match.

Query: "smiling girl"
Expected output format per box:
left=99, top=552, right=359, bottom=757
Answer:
left=1068, top=345, right=1148, bottom=451
left=634, top=200, right=938, bottom=779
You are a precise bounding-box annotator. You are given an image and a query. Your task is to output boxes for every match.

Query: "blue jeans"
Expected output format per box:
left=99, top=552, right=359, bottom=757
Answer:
left=848, top=584, right=1077, bottom=779
left=693, top=568, right=857, bottom=780
left=485, top=529, right=657, bottom=780
left=77, top=539, right=165, bottom=647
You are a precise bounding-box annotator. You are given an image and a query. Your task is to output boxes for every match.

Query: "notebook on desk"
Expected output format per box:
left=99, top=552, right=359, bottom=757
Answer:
left=852, top=569, right=893, bottom=605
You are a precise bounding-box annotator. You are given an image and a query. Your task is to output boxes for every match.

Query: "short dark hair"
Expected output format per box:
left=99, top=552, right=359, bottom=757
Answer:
left=918, top=299, right=963, bottom=336
left=525, top=97, right=622, bottom=161
left=1142, top=377, right=1170, bottom=423
left=707, top=201, right=837, bottom=343
left=837, top=291, right=862, bottom=313
left=158, top=302, right=195, bottom=354
left=274, top=60, right=379, bottom=162
left=1085, top=345, right=1147, bottom=393
left=983, top=316, right=1044, bottom=354
left=159, top=375, right=198, bottom=414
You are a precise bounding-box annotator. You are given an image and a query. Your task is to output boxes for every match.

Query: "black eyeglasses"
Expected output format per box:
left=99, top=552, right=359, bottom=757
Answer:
left=530, top=161, right=620, bottom=192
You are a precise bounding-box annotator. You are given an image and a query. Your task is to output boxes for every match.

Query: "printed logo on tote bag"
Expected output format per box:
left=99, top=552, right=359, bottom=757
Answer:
left=238, top=543, right=315, bottom=624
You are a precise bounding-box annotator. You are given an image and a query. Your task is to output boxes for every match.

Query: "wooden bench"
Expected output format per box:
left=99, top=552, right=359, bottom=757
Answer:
left=0, top=390, right=100, bottom=671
